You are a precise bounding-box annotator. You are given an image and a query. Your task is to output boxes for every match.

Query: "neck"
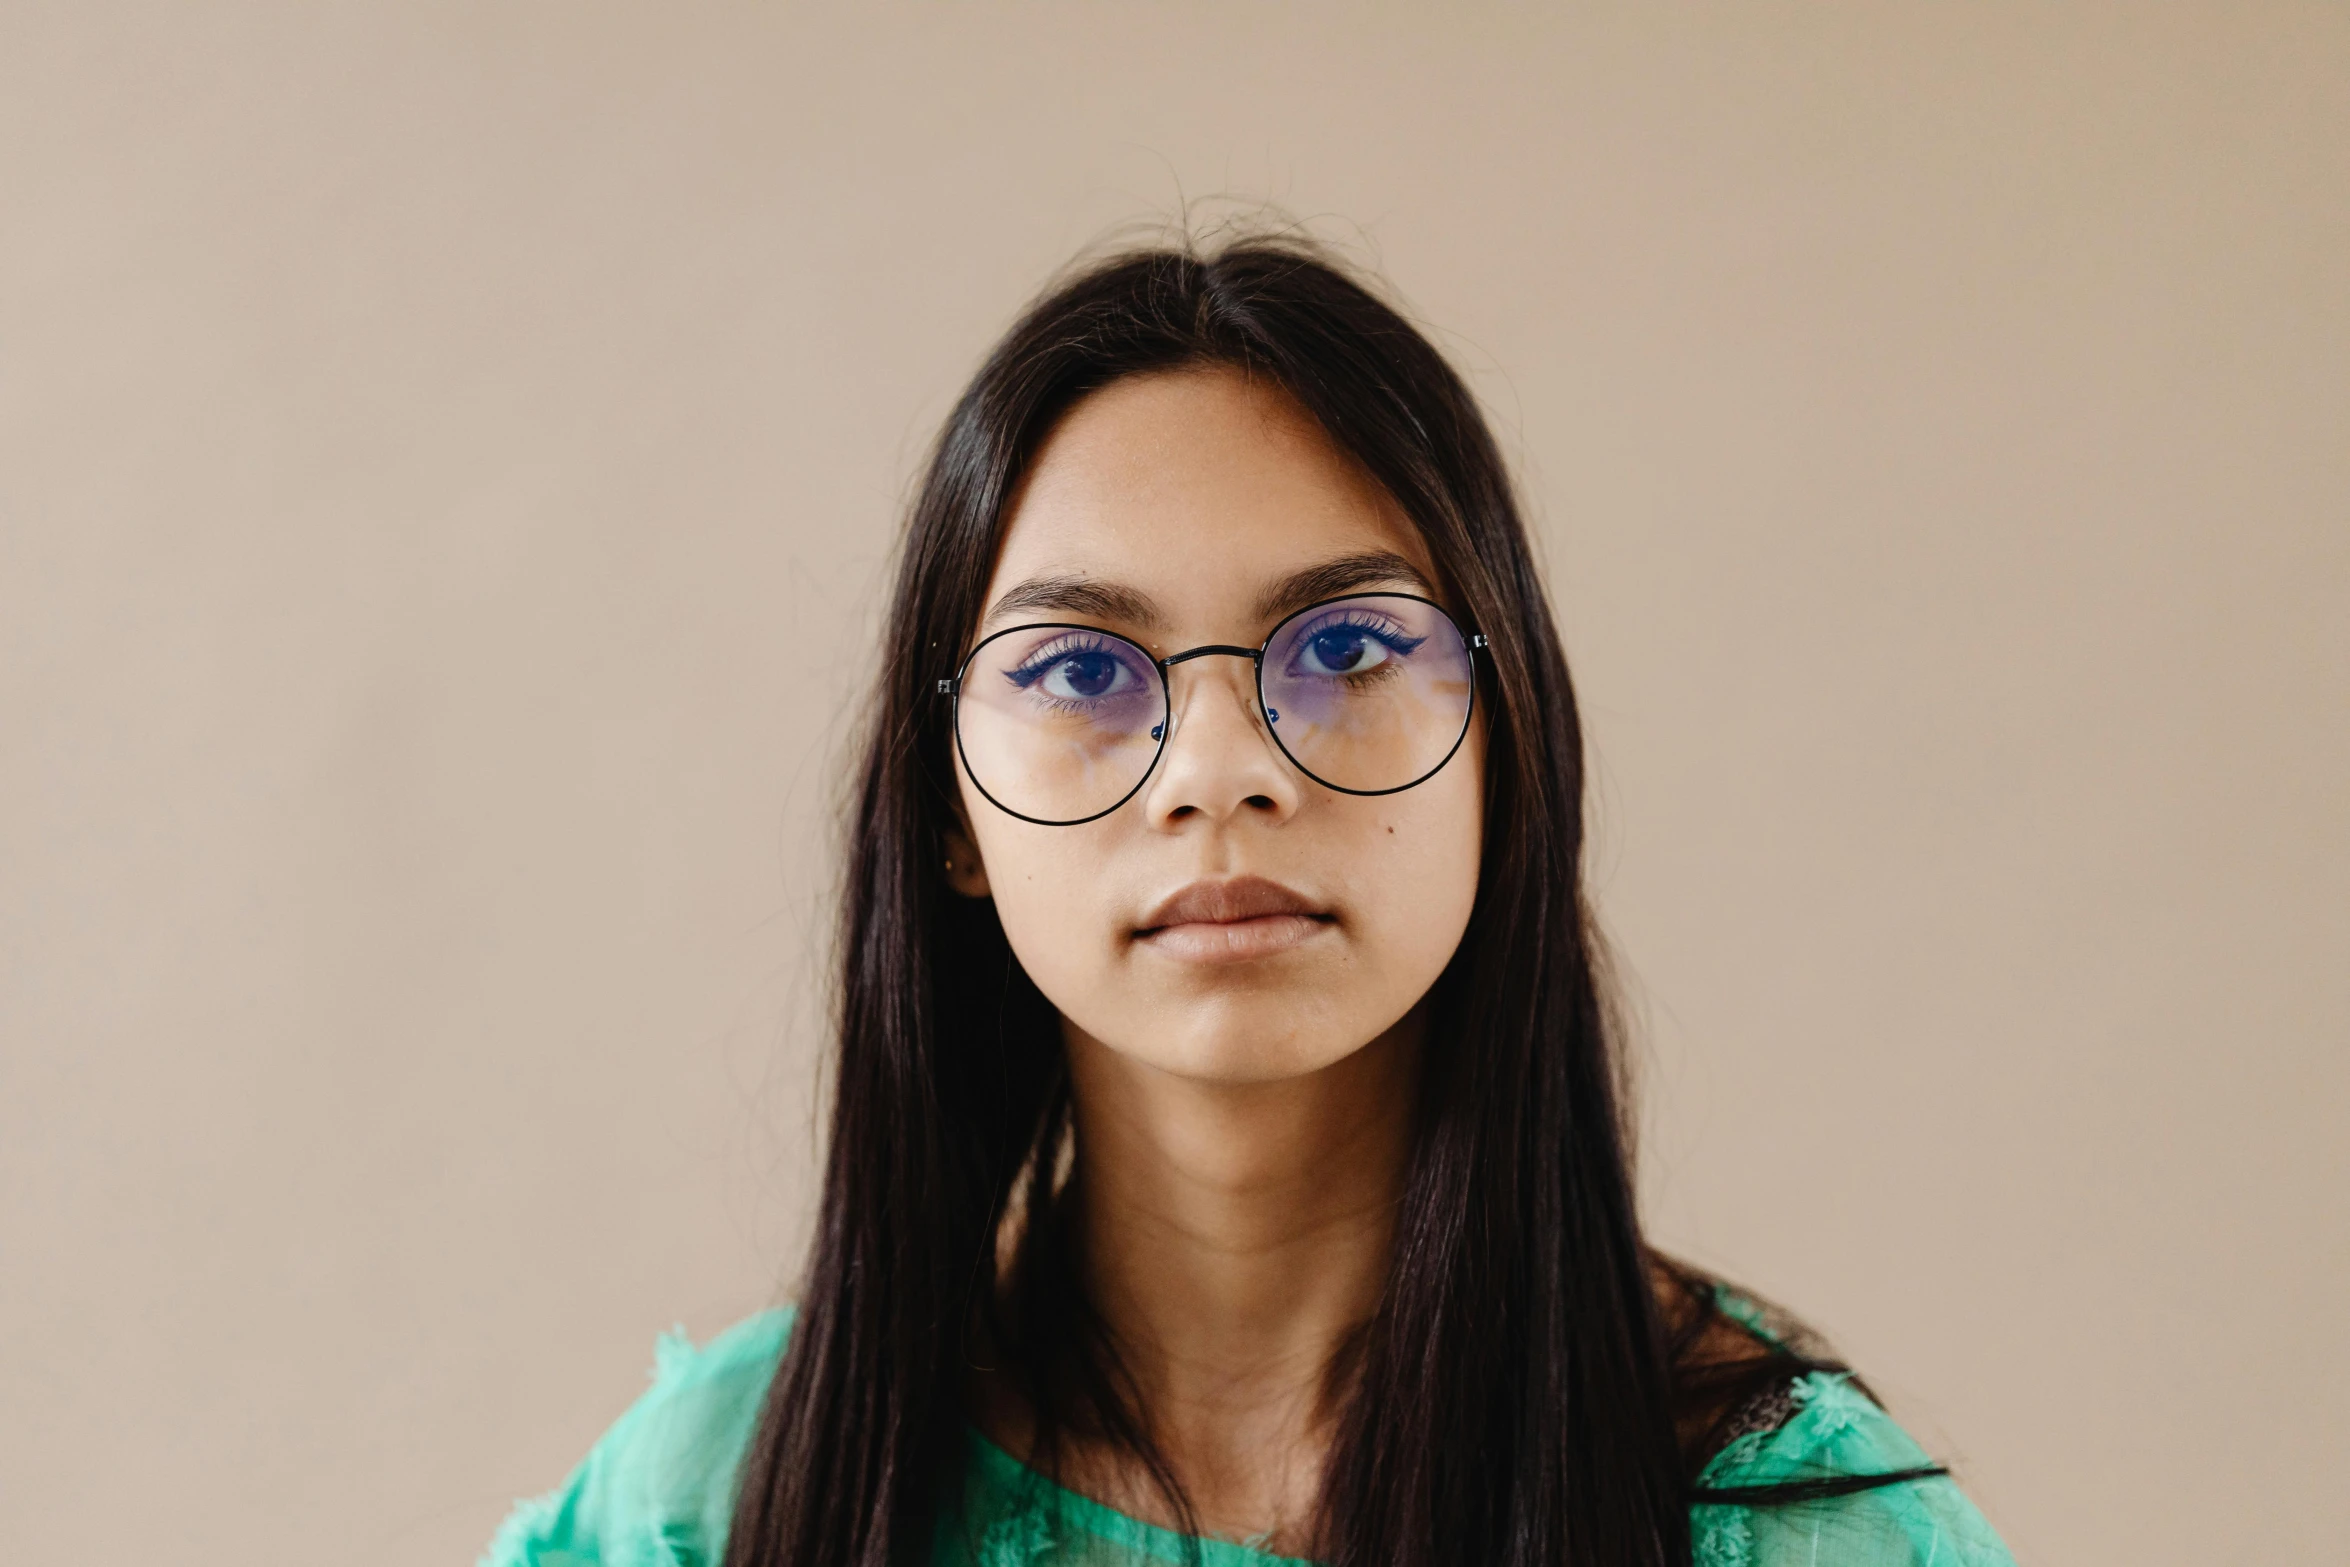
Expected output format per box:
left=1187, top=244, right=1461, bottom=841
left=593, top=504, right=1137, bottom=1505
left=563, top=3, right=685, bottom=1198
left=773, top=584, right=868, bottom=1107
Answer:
left=1053, top=1009, right=1422, bottom=1546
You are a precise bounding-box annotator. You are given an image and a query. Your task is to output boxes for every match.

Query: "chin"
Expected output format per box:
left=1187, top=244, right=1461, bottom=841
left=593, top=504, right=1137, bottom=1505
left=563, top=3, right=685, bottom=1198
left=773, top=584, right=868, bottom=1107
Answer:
left=1107, top=1005, right=1368, bottom=1086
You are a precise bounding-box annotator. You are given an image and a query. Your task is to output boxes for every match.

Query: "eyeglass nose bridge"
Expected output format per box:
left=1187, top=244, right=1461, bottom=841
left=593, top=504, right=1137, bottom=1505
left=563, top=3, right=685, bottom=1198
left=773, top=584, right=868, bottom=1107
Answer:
left=1159, top=643, right=1261, bottom=669
left=1153, top=643, right=1274, bottom=742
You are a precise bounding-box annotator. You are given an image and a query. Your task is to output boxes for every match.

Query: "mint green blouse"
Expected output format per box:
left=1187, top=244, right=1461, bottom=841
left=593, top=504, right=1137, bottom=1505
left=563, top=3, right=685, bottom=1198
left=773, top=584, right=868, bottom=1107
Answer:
left=481, top=1302, right=2014, bottom=1567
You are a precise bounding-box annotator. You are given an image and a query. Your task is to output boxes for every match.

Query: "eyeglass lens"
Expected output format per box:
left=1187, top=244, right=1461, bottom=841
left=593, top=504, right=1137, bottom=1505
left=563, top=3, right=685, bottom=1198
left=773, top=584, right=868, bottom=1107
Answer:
left=955, top=594, right=1475, bottom=826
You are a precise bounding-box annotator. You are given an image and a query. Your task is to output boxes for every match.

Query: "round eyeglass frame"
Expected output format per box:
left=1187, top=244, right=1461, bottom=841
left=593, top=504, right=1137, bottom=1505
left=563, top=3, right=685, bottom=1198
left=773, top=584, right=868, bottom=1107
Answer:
left=937, top=591, right=1489, bottom=827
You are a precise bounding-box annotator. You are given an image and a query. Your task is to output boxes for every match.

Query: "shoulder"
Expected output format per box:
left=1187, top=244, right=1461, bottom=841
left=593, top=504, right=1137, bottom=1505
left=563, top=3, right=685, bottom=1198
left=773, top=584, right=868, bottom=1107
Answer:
left=479, top=1307, right=795, bottom=1567
left=1690, top=1296, right=2015, bottom=1567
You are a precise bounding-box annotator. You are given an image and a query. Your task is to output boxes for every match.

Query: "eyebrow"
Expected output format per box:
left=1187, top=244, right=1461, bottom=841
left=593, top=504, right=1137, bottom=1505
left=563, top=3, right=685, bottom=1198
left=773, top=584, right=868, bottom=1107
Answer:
left=982, top=574, right=1169, bottom=631
left=979, top=549, right=1437, bottom=638
left=1250, top=550, right=1435, bottom=622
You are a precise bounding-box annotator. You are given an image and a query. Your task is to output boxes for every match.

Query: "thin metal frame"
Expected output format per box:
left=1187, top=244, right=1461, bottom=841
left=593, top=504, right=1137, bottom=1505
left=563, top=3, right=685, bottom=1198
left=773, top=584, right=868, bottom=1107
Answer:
left=939, top=591, right=1488, bottom=827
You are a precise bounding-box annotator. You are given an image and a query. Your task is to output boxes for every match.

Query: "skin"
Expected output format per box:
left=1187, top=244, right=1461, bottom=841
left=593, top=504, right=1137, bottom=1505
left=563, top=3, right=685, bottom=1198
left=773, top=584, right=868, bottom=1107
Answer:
left=945, top=367, right=1484, bottom=1552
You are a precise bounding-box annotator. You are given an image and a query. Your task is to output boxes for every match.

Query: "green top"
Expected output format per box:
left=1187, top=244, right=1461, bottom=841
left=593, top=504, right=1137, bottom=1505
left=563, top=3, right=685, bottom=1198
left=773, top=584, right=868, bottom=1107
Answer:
left=480, top=1300, right=2014, bottom=1567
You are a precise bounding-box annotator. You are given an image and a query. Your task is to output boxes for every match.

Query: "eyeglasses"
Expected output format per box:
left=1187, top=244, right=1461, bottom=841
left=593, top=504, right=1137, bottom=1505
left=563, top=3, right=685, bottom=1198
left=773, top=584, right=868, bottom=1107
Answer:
left=939, top=592, right=1486, bottom=826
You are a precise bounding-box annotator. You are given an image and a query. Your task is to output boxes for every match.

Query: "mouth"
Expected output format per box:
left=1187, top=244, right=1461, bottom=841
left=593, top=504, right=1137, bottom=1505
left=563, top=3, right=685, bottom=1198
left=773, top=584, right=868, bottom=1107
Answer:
left=1132, top=875, right=1335, bottom=964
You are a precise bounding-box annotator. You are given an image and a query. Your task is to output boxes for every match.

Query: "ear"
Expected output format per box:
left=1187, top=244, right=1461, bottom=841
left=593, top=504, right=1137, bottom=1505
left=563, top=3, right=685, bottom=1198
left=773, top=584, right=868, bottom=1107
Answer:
left=941, top=818, right=992, bottom=900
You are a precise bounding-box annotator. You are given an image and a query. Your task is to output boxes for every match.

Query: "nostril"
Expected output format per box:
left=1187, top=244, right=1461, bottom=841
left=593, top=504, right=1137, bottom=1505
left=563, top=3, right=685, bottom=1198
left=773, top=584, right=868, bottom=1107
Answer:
left=1244, top=794, right=1277, bottom=811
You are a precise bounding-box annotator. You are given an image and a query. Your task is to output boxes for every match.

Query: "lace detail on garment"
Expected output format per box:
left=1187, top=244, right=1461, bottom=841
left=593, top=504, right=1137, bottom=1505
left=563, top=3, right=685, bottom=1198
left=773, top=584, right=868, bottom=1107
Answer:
left=1692, top=1371, right=1801, bottom=1566
left=977, top=1505, right=1058, bottom=1567
left=1787, top=1371, right=1870, bottom=1440
left=1690, top=1353, right=2018, bottom=1567
left=1704, top=1370, right=1808, bottom=1472
left=1715, top=1376, right=1804, bottom=1450
left=1694, top=1507, right=1757, bottom=1567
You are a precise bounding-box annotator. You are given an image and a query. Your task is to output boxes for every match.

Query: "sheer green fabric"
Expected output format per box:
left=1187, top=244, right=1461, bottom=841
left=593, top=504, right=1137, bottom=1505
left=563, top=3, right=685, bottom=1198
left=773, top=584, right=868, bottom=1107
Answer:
left=480, top=1303, right=2013, bottom=1567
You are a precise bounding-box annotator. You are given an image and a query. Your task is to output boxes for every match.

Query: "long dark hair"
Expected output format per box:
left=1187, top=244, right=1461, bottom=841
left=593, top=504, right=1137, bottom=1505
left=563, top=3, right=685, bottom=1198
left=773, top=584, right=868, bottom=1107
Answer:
left=723, top=236, right=1918, bottom=1567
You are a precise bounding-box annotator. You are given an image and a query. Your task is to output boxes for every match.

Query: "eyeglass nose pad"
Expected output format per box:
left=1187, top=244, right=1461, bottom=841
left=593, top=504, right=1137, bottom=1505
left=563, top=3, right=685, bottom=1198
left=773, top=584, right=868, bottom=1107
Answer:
left=1155, top=651, right=1277, bottom=755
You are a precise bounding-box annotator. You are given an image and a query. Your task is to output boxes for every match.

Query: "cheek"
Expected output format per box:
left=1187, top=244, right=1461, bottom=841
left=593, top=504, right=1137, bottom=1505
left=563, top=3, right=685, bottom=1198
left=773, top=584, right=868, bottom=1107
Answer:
left=1353, top=763, right=1484, bottom=983
left=960, top=794, right=1122, bottom=995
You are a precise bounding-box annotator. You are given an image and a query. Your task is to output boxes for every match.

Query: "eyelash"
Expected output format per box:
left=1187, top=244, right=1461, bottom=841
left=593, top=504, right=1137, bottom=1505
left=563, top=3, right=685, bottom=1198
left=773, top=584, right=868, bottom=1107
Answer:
left=1003, top=633, right=1140, bottom=690
left=1292, top=610, right=1426, bottom=661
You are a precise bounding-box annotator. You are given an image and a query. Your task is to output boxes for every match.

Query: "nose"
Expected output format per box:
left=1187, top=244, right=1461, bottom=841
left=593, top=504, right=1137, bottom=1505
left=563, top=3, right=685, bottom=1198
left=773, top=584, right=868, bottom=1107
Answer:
left=1140, top=655, right=1302, bottom=829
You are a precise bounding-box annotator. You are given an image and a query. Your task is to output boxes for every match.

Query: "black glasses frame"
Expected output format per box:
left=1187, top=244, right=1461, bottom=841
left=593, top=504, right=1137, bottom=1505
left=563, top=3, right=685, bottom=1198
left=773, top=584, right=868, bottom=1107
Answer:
left=937, top=591, right=1489, bottom=827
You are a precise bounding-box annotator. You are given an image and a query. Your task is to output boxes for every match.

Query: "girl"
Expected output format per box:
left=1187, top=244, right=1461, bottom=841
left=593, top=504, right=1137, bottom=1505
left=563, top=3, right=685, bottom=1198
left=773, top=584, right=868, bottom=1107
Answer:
left=484, top=237, right=2014, bottom=1567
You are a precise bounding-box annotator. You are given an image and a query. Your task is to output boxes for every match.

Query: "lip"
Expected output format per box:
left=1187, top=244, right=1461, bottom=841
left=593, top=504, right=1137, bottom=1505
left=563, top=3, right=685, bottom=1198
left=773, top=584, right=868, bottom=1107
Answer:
left=1133, top=875, right=1334, bottom=964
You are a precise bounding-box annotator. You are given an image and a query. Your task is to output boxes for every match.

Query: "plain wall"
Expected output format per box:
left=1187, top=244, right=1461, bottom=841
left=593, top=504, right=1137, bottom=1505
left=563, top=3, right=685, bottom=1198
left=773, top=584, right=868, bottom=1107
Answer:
left=3, top=6, right=2344, bottom=1563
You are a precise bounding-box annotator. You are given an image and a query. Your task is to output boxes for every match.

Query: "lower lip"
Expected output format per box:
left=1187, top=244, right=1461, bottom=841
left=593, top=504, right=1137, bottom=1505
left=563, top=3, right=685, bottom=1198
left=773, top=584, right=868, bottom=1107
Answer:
left=1137, top=914, right=1330, bottom=964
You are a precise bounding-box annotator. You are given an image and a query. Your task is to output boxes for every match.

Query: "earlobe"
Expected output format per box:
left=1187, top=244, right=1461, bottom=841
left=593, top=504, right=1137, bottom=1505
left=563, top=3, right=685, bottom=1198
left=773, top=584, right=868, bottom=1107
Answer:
left=941, top=822, right=992, bottom=899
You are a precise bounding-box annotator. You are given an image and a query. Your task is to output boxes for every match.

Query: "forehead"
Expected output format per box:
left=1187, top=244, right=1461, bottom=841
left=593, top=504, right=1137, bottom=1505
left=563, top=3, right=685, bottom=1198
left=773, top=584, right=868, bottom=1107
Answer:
left=985, top=368, right=1436, bottom=632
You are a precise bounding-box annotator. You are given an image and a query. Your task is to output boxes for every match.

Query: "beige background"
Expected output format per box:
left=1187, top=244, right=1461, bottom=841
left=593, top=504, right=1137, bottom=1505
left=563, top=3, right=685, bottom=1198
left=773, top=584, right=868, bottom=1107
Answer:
left=4, top=5, right=2344, bottom=1564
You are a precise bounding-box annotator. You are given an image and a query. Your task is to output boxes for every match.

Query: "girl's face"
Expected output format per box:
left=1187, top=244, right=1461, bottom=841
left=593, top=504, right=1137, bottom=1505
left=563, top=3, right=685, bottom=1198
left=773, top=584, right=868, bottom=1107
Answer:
left=951, top=368, right=1485, bottom=1085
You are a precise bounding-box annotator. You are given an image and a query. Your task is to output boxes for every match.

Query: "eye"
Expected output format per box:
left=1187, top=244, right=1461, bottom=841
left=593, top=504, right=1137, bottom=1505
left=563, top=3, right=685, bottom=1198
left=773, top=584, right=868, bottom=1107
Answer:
left=1295, top=625, right=1389, bottom=677
left=1001, top=634, right=1152, bottom=706
left=1039, top=648, right=1137, bottom=700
